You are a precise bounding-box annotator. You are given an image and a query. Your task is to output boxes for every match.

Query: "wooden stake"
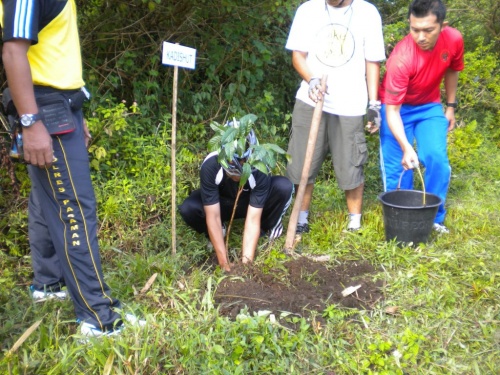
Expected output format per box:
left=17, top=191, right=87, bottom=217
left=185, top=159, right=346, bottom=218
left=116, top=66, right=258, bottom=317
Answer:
left=284, top=75, right=327, bottom=252
left=171, top=64, right=178, bottom=255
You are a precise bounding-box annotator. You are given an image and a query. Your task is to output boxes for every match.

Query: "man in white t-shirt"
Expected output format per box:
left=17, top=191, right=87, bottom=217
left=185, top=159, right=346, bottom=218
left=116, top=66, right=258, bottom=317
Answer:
left=285, top=0, right=386, bottom=233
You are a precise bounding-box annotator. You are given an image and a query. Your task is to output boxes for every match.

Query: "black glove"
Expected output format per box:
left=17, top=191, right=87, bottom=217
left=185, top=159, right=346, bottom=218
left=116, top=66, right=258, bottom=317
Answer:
left=366, top=100, right=381, bottom=132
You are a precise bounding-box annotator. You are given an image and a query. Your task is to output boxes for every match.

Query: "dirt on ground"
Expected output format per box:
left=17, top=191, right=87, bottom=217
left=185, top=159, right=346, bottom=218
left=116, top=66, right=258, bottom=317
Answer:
left=214, top=255, right=384, bottom=327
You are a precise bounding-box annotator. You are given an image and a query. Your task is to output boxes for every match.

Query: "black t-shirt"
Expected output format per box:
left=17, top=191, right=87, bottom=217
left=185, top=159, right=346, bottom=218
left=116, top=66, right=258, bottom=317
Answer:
left=200, top=153, right=270, bottom=208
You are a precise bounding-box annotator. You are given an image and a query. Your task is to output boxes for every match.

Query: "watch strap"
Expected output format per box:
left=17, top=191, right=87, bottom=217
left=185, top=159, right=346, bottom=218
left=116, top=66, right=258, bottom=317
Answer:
left=20, top=113, right=41, bottom=127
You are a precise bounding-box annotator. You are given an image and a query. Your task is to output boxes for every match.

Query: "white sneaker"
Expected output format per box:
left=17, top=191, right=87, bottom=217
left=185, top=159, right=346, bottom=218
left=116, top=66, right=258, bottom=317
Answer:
left=433, top=223, right=450, bottom=234
left=80, top=322, right=123, bottom=338
left=347, top=214, right=361, bottom=231
left=123, top=313, right=146, bottom=328
left=30, top=285, right=68, bottom=302
left=79, top=313, right=146, bottom=338
left=347, top=222, right=361, bottom=231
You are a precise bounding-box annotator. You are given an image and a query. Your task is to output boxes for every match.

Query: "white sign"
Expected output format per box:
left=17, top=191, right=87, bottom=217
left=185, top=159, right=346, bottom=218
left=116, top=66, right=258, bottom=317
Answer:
left=162, top=42, right=196, bottom=70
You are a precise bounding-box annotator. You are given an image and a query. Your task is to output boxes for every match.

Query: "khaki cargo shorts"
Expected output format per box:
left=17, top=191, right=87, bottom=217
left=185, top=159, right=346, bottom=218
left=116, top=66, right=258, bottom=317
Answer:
left=286, top=99, right=368, bottom=190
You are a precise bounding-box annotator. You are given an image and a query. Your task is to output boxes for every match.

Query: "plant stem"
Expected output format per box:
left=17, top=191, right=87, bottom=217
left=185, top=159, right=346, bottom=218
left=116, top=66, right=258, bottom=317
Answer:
left=225, top=186, right=244, bottom=251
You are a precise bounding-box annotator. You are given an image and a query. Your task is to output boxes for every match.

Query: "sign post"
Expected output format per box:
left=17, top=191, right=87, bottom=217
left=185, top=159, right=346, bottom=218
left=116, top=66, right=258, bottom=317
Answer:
left=162, top=42, right=197, bottom=255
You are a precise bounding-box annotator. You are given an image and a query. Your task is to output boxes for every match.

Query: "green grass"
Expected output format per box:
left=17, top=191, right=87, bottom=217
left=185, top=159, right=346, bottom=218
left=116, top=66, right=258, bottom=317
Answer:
left=1, top=137, right=499, bottom=374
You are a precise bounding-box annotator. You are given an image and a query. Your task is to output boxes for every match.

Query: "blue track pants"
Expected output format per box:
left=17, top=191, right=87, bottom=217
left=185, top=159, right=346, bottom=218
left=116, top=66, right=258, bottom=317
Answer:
left=379, top=103, right=451, bottom=224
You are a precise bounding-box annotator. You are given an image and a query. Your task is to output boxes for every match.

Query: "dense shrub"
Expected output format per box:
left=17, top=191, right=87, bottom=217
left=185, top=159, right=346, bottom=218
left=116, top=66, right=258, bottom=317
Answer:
left=76, top=0, right=299, bottom=131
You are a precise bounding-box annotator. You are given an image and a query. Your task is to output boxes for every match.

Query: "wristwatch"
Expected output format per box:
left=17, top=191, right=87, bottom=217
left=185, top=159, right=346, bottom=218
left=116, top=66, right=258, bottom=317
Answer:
left=19, top=113, right=41, bottom=128
left=446, top=101, right=458, bottom=109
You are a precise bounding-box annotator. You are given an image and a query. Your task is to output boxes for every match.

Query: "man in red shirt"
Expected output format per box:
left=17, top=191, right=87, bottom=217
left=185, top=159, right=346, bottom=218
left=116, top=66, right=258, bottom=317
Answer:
left=379, top=0, right=464, bottom=233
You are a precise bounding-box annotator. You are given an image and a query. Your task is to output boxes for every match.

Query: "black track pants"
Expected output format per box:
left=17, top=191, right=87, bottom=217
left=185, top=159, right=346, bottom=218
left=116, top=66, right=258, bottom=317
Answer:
left=179, top=176, right=293, bottom=236
left=28, top=104, right=120, bottom=331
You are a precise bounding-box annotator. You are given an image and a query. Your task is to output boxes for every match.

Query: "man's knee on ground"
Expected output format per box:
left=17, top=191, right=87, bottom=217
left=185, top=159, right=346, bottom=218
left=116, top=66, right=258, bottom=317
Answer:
left=178, top=197, right=202, bottom=223
left=272, top=176, right=294, bottom=199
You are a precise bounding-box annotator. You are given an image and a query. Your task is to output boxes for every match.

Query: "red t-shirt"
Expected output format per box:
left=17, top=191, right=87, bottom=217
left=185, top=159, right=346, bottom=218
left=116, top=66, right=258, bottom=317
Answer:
left=380, top=27, right=464, bottom=105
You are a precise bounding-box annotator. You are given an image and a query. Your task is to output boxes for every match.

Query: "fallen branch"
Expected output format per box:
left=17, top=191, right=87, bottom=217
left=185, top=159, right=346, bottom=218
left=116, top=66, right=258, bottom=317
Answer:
left=216, top=294, right=271, bottom=304
left=8, top=319, right=43, bottom=355
left=139, top=273, right=158, bottom=294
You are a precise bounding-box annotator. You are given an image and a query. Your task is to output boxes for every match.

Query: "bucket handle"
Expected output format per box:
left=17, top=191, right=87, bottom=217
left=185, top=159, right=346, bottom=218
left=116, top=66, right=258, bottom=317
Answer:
left=397, top=164, right=427, bottom=206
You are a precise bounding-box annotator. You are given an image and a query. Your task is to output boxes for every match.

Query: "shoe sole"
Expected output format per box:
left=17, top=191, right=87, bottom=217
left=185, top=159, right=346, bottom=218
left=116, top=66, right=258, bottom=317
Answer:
left=32, top=294, right=68, bottom=303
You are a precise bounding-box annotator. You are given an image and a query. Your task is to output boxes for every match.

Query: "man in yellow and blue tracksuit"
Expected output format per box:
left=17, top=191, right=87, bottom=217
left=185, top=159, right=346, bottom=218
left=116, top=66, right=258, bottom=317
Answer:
left=1, top=0, right=140, bottom=336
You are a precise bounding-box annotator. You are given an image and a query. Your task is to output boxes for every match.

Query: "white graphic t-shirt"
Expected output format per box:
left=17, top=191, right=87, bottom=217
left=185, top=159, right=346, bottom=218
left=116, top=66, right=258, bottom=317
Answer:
left=286, top=0, right=386, bottom=116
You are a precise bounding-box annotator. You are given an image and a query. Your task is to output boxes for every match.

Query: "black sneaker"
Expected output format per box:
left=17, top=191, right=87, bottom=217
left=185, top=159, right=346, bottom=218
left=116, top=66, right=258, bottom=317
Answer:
left=296, top=223, right=310, bottom=234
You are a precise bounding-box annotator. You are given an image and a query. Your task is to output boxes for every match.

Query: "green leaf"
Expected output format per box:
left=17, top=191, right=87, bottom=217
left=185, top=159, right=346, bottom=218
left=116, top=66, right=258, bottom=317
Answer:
left=210, top=121, right=224, bottom=133
left=239, top=163, right=252, bottom=188
left=221, top=127, right=238, bottom=144
left=253, top=335, right=265, bottom=345
left=212, top=344, right=226, bottom=355
left=253, top=161, right=269, bottom=175
left=239, top=113, right=257, bottom=126
left=233, top=346, right=244, bottom=355
left=263, top=143, right=286, bottom=155
left=208, top=135, right=222, bottom=152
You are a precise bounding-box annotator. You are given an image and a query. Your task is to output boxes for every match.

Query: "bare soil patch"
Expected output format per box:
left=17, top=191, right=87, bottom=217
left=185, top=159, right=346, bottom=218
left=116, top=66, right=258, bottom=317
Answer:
left=214, top=256, right=384, bottom=326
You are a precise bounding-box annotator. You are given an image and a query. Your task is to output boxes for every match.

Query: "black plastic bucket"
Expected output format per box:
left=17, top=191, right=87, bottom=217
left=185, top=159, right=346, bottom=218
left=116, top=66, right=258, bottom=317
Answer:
left=378, top=189, right=442, bottom=245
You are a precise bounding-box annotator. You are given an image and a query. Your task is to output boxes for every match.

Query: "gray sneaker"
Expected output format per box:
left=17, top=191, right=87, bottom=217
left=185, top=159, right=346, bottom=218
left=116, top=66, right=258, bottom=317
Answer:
left=30, top=285, right=68, bottom=302
left=433, top=223, right=449, bottom=234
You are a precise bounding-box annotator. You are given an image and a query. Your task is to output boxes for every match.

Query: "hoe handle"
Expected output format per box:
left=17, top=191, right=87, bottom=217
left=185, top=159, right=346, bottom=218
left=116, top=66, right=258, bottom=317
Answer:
left=284, top=75, right=327, bottom=251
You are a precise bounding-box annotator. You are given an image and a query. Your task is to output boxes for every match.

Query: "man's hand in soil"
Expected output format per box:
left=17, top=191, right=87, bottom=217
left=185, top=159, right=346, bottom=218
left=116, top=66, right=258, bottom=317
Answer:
left=221, top=262, right=234, bottom=273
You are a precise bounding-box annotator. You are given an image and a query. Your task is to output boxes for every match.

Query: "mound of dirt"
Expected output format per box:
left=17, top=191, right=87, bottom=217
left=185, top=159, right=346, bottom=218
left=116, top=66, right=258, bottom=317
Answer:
left=214, top=256, right=384, bottom=326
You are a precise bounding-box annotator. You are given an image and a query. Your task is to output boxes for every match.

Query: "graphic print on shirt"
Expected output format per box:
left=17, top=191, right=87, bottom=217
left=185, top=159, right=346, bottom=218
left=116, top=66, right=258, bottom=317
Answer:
left=315, top=23, right=355, bottom=67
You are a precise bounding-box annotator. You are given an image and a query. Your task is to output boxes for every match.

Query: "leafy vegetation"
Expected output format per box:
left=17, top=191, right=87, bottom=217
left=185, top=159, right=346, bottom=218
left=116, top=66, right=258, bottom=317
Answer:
left=1, top=0, right=499, bottom=373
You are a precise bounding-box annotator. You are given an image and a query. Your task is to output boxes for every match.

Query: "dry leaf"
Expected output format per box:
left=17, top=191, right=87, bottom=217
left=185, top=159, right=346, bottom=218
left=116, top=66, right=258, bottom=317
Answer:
left=385, top=306, right=400, bottom=315
left=102, top=351, right=115, bottom=375
left=303, top=253, right=331, bottom=262
left=313, top=320, right=322, bottom=333
left=140, top=273, right=158, bottom=294
left=341, top=285, right=362, bottom=297
left=9, top=319, right=42, bottom=354
left=177, top=280, right=186, bottom=290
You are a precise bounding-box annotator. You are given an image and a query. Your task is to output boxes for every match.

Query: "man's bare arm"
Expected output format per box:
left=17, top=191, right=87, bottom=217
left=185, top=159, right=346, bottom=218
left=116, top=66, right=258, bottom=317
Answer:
left=444, top=69, right=459, bottom=131
left=204, top=203, right=231, bottom=271
left=2, top=39, right=53, bottom=168
left=292, top=50, right=325, bottom=102
left=386, top=104, right=419, bottom=170
left=241, top=205, right=263, bottom=264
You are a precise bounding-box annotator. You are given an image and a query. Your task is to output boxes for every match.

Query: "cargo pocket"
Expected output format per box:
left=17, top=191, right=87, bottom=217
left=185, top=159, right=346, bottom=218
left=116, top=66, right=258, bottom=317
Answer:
left=353, top=132, right=368, bottom=167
